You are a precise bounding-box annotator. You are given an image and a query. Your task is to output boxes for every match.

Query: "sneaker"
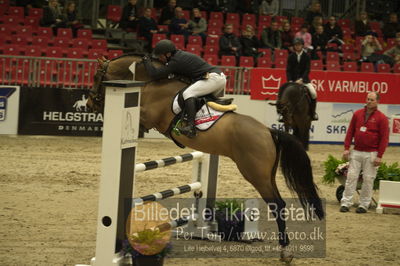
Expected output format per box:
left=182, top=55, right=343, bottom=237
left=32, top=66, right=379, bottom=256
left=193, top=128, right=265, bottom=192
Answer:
left=356, top=206, right=367, bottom=213
left=339, top=206, right=349, bottom=212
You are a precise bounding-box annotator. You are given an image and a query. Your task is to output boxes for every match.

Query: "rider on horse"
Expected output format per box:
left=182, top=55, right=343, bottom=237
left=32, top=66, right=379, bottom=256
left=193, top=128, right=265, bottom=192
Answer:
left=278, top=37, right=318, bottom=121
left=142, top=39, right=227, bottom=138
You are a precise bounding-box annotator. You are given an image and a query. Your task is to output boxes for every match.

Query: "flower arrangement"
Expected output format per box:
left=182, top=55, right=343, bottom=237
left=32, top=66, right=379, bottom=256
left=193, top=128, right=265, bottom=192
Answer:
left=123, top=226, right=172, bottom=266
left=323, top=155, right=400, bottom=189
left=214, top=199, right=245, bottom=241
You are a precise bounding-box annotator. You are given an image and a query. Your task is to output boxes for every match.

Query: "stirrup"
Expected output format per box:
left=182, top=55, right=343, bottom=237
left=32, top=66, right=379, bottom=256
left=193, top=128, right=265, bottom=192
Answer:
left=312, top=113, right=319, bottom=121
left=179, top=125, right=197, bottom=138
left=278, top=115, right=284, bottom=122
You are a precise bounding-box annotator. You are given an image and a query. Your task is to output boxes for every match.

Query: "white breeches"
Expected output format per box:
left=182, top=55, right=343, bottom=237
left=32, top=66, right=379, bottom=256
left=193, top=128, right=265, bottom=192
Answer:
left=182, top=72, right=227, bottom=100
left=304, top=83, right=317, bottom=99
left=341, top=150, right=378, bottom=209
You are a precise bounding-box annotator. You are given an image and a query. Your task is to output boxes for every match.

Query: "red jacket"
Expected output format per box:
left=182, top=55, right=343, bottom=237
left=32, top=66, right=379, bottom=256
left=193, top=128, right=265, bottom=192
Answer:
left=344, top=107, right=389, bottom=158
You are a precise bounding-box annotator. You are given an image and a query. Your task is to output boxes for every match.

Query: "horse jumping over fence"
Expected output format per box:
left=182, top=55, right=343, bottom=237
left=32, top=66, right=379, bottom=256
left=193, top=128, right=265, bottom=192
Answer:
left=87, top=55, right=324, bottom=262
left=272, top=82, right=313, bottom=150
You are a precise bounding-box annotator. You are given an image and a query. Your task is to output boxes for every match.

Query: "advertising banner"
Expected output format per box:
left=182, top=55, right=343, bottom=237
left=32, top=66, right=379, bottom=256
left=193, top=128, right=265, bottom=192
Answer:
left=0, top=86, right=20, bottom=135
left=250, top=69, right=400, bottom=104
left=18, top=86, right=103, bottom=136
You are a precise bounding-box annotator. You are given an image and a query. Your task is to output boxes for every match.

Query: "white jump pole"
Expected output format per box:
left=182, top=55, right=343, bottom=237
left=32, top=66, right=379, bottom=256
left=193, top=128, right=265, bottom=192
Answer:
left=90, top=80, right=144, bottom=266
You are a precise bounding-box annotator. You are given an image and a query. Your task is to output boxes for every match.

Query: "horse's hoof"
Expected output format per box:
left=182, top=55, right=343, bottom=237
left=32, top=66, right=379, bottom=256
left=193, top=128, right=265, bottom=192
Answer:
left=280, top=247, right=294, bottom=264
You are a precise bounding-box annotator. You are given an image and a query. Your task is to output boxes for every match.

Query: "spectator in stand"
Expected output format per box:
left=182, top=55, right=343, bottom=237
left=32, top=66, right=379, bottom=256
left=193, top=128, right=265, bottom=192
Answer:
left=63, top=1, right=84, bottom=37
left=305, top=1, right=323, bottom=25
left=41, top=0, right=67, bottom=35
left=340, top=92, right=389, bottom=214
left=158, top=0, right=176, bottom=25
left=295, top=24, right=313, bottom=52
left=259, top=0, right=279, bottom=17
left=382, top=13, right=400, bottom=40
left=239, top=25, right=263, bottom=60
left=169, top=7, right=190, bottom=37
left=281, top=21, right=294, bottom=51
left=188, top=8, right=207, bottom=44
left=309, top=15, right=323, bottom=35
left=311, top=25, right=328, bottom=59
left=324, top=16, right=344, bottom=47
left=119, top=0, right=139, bottom=32
left=383, top=37, right=400, bottom=65
left=260, top=20, right=282, bottom=50
left=138, top=8, right=161, bottom=50
left=354, top=11, right=372, bottom=37
left=219, top=23, right=241, bottom=59
left=361, top=34, right=382, bottom=59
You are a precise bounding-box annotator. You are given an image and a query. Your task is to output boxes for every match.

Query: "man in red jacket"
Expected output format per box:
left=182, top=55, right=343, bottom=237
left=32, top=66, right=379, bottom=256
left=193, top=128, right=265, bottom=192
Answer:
left=340, top=92, right=389, bottom=213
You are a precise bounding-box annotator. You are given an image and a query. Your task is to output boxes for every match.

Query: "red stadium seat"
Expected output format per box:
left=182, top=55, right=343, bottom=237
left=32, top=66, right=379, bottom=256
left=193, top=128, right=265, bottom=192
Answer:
left=209, top=11, right=223, bottom=22
left=274, top=49, right=288, bottom=59
left=186, top=44, right=202, bottom=56
left=29, top=8, right=43, bottom=18
left=188, top=35, right=202, bottom=46
left=72, top=38, right=90, bottom=49
left=311, top=60, right=323, bottom=70
left=31, top=36, right=51, bottom=47
left=57, top=28, right=73, bottom=38
left=205, top=36, right=219, bottom=47
left=203, top=45, right=218, bottom=55
left=170, top=34, right=185, bottom=50
left=377, top=63, right=391, bottom=73
left=239, top=56, right=254, bottom=67
left=152, top=33, right=166, bottom=48
left=8, top=6, right=24, bottom=17
left=274, top=58, right=286, bottom=69
left=77, top=29, right=93, bottom=39
left=203, top=54, right=218, bottom=65
left=326, top=51, right=340, bottom=62
left=53, top=37, right=71, bottom=48
left=338, top=19, right=351, bottom=28
left=393, top=63, right=400, bottom=73
left=342, top=52, right=357, bottom=62
left=2, top=15, right=23, bottom=25
left=341, top=44, right=355, bottom=53
left=88, top=49, right=107, bottom=59
left=291, top=17, right=304, bottom=25
left=258, top=15, right=272, bottom=27
left=208, top=20, right=221, bottom=28
left=226, top=12, right=240, bottom=26
left=45, top=47, right=64, bottom=58
left=242, top=14, right=256, bottom=27
left=108, top=49, right=123, bottom=59
left=360, top=62, right=374, bottom=72
left=38, top=27, right=53, bottom=38
left=221, top=56, right=236, bottom=66
left=3, top=44, right=22, bottom=55
left=343, top=62, right=358, bottom=72
left=10, top=35, right=29, bottom=46
left=91, top=39, right=108, bottom=50
left=67, top=48, right=85, bottom=58
left=24, top=16, right=40, bottom=30
left=181, top=9, right=190, bottom=20
left=207, top=26, right=222, bottom=35
left=106, top=5, right=122, bottom=28
left=326, top=61, right=341, bottom=71
left=258, top=48, right=272, bottom=59
left=257, top=56, right=272, bottom=68
left=157, top=25, right=168, bottom=32
left=25, top=45, right=42, bottom=57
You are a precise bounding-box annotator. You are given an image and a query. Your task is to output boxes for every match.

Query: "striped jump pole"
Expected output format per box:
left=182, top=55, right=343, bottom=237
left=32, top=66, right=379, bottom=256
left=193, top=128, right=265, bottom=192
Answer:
left=132, top=182, right=202, bottom=206
left=135, top=151, right=204, bottom=173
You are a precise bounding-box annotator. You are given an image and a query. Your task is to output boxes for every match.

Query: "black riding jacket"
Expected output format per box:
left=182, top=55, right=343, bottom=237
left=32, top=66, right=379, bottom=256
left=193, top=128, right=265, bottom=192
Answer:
left=143, top=50, right=221, bottom=81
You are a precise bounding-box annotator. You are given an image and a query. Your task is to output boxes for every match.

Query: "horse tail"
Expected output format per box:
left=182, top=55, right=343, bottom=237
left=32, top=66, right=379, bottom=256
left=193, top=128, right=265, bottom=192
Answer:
left=270, top=128, right=324, bottom=220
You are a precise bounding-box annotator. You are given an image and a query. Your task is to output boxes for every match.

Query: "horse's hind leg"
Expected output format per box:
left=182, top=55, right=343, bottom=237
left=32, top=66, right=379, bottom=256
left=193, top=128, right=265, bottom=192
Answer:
left=232, top=139, right=291, bottom=253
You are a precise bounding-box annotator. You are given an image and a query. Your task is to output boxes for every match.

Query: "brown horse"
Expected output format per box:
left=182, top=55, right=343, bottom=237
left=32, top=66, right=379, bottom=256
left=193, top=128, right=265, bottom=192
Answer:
left=88, top=55, right=324, bottom=261
left=274, top=82, right=312, bottom=150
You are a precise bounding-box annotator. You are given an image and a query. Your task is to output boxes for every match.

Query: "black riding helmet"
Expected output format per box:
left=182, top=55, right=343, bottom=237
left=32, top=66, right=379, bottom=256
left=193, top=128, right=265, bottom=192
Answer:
left=153, top=39, right=177, bottom=56
left=293, top=37, right=305, bottom=45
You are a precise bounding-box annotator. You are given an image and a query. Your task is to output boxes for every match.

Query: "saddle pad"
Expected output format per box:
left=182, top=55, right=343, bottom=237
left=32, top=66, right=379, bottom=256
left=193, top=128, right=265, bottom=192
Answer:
left=172, top=95, right=225, bottom=131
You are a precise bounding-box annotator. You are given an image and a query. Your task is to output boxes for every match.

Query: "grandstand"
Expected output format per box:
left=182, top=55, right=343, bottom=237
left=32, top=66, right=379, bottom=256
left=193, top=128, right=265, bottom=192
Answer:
left=0, top=0, right=399, bottom=91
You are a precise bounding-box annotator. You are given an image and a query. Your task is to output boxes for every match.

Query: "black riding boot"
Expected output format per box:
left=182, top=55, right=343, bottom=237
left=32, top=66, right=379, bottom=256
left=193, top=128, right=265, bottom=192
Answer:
left=180, top=97, right=197, bottom=138
left=310, top=98, right=319, bottom=121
